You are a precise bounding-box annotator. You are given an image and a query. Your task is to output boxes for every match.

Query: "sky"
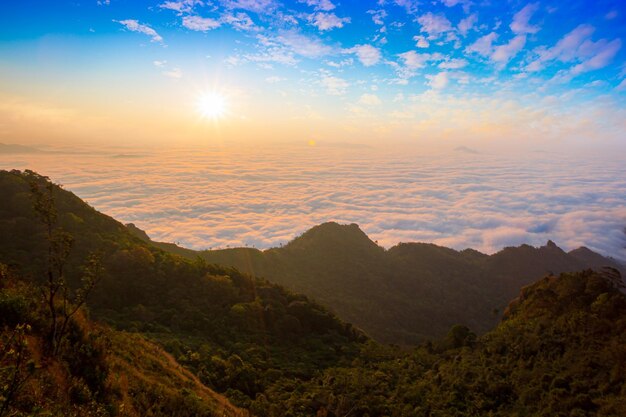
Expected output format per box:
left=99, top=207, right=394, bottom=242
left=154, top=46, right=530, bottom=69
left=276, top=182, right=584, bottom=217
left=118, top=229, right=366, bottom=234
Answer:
left=1, top=0, right=626, bottom=147
left=0, top=0, right=625, bottom=259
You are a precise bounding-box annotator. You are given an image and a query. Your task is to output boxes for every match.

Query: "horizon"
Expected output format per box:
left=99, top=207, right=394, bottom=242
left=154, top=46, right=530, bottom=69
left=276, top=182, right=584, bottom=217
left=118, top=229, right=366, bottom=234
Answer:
left=1, top=142, right=624, bottom=260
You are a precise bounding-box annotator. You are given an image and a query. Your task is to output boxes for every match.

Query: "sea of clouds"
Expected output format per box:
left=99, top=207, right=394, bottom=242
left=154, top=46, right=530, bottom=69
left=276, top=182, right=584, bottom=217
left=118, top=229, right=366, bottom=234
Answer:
left=2, top=143, right=625, bottom=260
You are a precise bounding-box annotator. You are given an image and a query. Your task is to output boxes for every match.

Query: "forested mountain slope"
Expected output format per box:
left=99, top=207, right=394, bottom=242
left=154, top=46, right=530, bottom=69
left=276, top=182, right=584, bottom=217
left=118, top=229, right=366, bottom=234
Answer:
left=253, top=269, right=626, bottom=416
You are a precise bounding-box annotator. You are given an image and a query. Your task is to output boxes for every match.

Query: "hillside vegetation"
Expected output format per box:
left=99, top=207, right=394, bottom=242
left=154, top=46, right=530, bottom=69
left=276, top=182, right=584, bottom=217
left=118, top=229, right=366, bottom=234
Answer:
left=0, top=264, right=246, bottom=416
left=252, top=269, right=626, bottom=416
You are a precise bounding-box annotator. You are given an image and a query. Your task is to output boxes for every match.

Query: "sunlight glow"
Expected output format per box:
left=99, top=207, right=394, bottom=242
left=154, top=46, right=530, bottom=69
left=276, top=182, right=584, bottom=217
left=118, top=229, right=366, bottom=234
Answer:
left=197, top=92, right=227, bottom=120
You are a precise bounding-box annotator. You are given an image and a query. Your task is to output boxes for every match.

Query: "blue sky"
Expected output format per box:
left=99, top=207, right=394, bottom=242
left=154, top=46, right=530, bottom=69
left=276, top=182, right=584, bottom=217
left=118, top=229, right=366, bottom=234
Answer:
left=0, top=0, right=625, bottom=146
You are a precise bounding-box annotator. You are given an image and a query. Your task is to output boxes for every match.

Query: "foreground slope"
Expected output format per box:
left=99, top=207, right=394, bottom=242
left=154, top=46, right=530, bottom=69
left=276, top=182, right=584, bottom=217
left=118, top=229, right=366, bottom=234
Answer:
left=135, top=222, right=624, bottom=344
left=0, top=265, right=246, bottom=417
left=0, top=170, right=366, bottom=408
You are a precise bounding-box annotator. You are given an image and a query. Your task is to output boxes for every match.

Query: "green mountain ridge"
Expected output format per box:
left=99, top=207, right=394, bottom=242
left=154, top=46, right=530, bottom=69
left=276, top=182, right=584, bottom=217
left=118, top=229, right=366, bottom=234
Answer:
left=130, top=221, right=625, bottom=344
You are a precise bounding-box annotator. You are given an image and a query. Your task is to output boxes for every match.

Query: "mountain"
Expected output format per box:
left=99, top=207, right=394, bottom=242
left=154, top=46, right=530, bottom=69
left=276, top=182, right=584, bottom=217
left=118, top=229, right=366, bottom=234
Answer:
left=132, top=222, right=625, bottom=344
left=0, top=170, right=366, bottom=410
left=254, top=269, right=626, bottom=416
left=454, top=145, right=480, bottom=154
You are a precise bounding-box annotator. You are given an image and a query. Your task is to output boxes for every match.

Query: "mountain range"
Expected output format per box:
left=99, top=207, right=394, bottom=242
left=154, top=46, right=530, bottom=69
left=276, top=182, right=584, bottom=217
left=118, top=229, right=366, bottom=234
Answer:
left=129, top=221, right=624, bottom=344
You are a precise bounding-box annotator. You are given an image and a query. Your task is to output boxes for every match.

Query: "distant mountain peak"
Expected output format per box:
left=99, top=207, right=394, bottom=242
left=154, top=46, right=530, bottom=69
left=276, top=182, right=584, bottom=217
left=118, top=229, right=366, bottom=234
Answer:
left=569, top=246, right=594, bottom=255
left=301, top=221, right=366, bottom=236
left=454, top=145, right=479, bottom=154
left=285, top=222, right=381, bottom=253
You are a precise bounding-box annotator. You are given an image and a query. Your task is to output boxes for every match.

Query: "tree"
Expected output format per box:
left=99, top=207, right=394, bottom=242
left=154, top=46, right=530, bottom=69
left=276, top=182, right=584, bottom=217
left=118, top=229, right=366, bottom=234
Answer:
left=601, top=267, right=624, bottom=289
left=29, top=174, right=102, bottom=356
left=445, top=324, right=476, bottom=349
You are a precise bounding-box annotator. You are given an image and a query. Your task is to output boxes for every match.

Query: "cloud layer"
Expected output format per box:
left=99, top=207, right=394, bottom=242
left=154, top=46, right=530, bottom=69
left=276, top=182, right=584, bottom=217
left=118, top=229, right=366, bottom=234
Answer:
left=2, top=144, right=624, bottom=260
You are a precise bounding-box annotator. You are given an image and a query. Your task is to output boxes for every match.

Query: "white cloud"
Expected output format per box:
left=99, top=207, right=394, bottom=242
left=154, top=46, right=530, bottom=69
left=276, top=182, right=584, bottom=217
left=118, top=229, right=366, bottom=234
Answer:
left=153, top=60, right=167, bottom=67
left=159, top=0, right=202, bottom=14
left=615, top=79, right=626, bottom=92
left=243, top=31, right=331, bottom=66
left=398, top=51, right=444, bottom=69
left=525, top=24, right=621, bottom=77
left=325, top=58, right=354, bottom=67
left=299, top=0, right=335, bottom=11
left=265, top=76, right=285, bottom=83
left=244, top=50, right=298, bottom=66
left=309, top=12, right=350, bottom=31
left=394, top=0, right=419, bottom=14
left=221, top=12, right=256, bottom=31
left=441, top=0, right=472, bottom=12
left=182, top=16, right=221, bottom=31
left=584, top=80, right=607, bottom=88
left=162, top=67, right=183, bottom=78
left=320, top=76, right=348, bottom=95
left=417, top=12, right=454, bottom=40
left=510, top=3, right=540, bottom=35
left=526, top=24, right=595, bottom=72
left=358, top=94, right=382, bottom=105
left=223, top=0, right=277, bottom=14
left=439, top=58, right=468, bottom=69
left=427, top=72, right=449, bottom=89
left=276, top=30, right=333, bottom=58
left=413, top=35, right=429, bottom=48
left=465, top=32, right=497, bottom=56
left=427, top=71, right=469, bottom=89
left=348, top=44, right=382, bottom=66
left=367, top=9, right=387, bottom=25
left=393, top=51, right=445, bottom=79
left=570, top=38, right=622, bottom=75
left=491, top=35, right=526, bottom=66
left=116, top=20, right=163, bottom=43
left=458, top=13, right=477, bottom=36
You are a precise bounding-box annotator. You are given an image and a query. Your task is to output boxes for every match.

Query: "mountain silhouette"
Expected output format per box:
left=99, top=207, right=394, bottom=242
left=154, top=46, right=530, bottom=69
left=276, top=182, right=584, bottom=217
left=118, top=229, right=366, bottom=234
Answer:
left=132, top=221, right=625, bottom=344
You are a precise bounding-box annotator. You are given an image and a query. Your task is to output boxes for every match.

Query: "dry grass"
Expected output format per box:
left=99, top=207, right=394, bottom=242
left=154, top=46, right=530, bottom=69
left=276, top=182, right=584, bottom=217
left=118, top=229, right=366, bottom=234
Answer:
left=106, top=329, right=251, bottom=417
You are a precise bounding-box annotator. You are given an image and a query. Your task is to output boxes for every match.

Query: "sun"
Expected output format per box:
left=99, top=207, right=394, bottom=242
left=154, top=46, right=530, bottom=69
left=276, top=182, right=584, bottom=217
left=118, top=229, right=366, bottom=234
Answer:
left=196, top=92, right=227, bottom=120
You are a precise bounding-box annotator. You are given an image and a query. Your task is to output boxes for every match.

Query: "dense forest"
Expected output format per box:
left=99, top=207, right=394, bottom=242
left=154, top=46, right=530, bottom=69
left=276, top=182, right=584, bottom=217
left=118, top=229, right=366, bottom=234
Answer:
left=1, top=169, right=625, bottom=416
left=131, top=220, right=624, bottom=344
left=251, top=269, right=626, bottom=416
